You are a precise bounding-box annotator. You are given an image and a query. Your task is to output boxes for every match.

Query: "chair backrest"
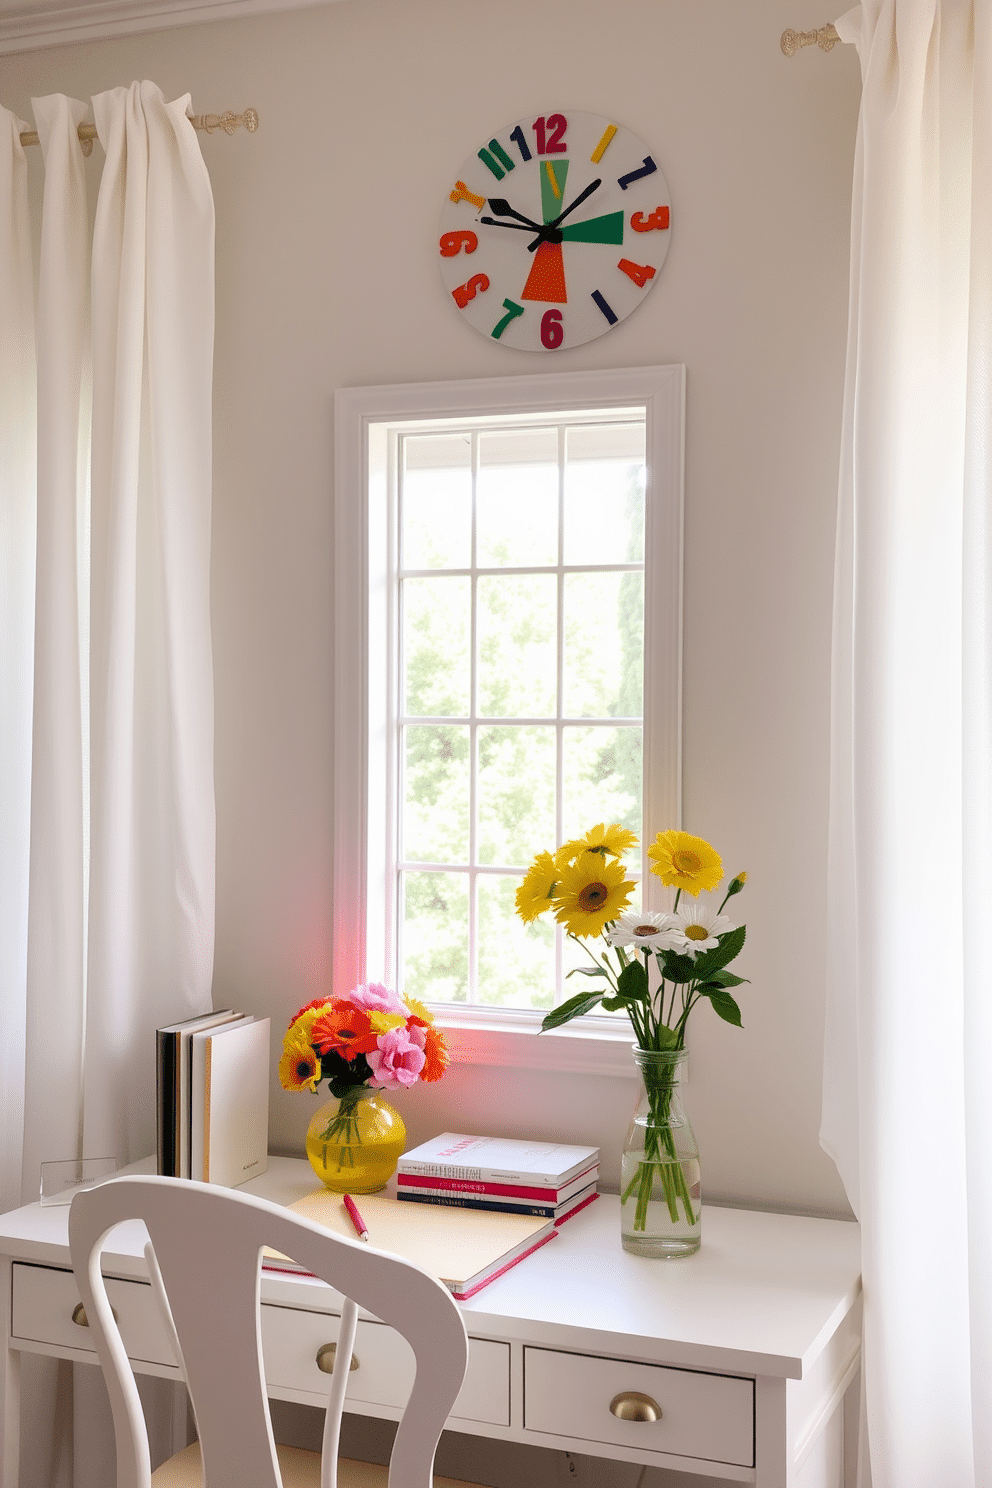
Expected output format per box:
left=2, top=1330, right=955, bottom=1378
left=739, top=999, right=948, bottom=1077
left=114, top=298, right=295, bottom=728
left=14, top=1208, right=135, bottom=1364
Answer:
left=68, top=1176, right=469, bottom=1488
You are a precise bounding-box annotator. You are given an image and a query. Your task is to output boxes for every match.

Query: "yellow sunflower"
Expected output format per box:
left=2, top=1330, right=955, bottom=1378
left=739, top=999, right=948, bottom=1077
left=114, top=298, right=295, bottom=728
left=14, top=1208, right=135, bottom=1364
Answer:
left=555, top=823, right=638, bottom=868
left=553, top=851, right=635, bottom=938
left=647, top=830, right=723, bottom=896
left=515, top=851, right=559, bottom=923
left=278, top=1035, right=321, bottom=1092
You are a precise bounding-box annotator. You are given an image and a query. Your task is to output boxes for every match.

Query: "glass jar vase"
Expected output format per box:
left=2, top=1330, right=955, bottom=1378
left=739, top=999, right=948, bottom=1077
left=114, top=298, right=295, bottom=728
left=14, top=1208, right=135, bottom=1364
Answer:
left=620, top=1046, right=701, bottom=1257
left=305, top=1086, right=406, bottom=1193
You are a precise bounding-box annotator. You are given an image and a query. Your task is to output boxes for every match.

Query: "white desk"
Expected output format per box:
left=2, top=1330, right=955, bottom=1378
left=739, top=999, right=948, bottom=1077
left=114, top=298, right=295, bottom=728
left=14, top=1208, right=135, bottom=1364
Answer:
left=0, top=1157, right=861, bottom=1488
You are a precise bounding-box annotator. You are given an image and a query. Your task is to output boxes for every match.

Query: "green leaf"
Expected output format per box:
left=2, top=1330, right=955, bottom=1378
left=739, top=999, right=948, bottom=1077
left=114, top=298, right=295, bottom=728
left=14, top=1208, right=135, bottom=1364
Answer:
left=617, top=959, right=649, bottom=1002
left=600, top=994, right=627, bottom=1012
left=687, top=925, right=747, bottom=982
left=706, top=990, right=743, bottom=1027
left=658, top=950, right=697, bottom=984
left=540, top=990, right=605, bottom=1030
left=566, top=965, right=610, bottom=979
left=706, top=968, right=748, bottom=988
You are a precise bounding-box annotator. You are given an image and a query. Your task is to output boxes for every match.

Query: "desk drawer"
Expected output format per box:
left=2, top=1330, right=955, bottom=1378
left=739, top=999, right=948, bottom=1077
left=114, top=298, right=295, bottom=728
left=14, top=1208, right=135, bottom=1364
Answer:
left=524, top=1346, right=754, bottom=1467
left=11, top=1263, right=176, bottom=1369
left=261, top=1304, right=509, bottom=1426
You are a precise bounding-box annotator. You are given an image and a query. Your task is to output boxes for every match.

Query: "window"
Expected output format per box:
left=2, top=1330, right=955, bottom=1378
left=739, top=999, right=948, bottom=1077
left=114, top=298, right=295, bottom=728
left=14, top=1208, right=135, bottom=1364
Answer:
left=334, top=368, right=683, bottom=1073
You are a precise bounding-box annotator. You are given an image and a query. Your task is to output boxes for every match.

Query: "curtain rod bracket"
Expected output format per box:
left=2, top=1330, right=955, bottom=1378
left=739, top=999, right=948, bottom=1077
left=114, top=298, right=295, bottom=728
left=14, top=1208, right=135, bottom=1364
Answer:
left=781, top=23, right=840, bottom=55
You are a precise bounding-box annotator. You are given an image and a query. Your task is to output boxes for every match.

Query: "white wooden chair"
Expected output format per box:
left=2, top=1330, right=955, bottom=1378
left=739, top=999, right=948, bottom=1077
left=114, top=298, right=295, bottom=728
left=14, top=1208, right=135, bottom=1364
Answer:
left=68, top=1175, right=487, bottom=1488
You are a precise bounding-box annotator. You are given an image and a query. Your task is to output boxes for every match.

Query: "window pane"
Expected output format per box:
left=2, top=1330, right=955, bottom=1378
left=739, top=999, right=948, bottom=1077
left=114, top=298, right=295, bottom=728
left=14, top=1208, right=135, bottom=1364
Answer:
left=477, top=875, right=555, bottom=1010
left=402, top=433, right=471, bottom=569
left=478, top=427, right=558, bottom=567
left=562, top=725, right=642, bottom=861
left=402, top=576, right=470, bottom=717
left=478, top=574, right=557, bottom=717
left=400, top=870, right=469, bottom=1003
left=402, top=725, right=469, bottom=863
left=564, top=422, right=645, bottom=566
left=563, top=571, right=644, bottom=719
left=477, top=725, right=556, bottom=867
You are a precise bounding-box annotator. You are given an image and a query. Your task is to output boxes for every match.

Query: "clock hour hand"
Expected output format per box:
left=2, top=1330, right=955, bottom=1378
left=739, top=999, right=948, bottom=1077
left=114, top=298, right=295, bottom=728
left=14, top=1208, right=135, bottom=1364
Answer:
left=527, top=178, right=604, bottom=250
left=486, top=197, right=545, bottom=232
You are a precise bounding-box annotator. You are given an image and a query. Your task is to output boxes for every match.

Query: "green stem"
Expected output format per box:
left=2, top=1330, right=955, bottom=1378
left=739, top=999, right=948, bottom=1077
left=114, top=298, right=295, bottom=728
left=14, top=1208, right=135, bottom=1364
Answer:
left=623, top=1062, right=697, bottom=1232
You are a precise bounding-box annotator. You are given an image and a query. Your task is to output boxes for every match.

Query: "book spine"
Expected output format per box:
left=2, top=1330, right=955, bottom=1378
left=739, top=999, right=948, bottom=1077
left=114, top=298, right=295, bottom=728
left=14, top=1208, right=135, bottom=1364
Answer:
left=396, top=1190, right=567, bottom=1219
left=156, top=1031, right=177, bottom=1178
left=396, top=1168, right=597, bottom=1202
left=397, top=1159, right=598, bottom=1186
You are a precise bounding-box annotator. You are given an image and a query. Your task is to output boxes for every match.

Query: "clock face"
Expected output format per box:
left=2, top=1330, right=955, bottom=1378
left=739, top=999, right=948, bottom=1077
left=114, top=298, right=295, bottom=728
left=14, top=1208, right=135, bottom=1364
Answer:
left=438, top=110, right=672, bottom=352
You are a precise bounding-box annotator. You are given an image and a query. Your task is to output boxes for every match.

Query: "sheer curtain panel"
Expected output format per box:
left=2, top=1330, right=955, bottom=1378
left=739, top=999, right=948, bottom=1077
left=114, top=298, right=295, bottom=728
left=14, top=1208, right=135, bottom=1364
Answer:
left=823, top=4, right=992, bottom=1485
left=0, top=81, right=216, bottom=1488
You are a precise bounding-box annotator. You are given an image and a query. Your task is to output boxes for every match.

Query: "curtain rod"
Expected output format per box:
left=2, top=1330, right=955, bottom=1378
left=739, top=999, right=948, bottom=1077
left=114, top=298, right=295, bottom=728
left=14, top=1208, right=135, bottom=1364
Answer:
left=18, top=106, right=258, bottom=154
left=781, top=23, right=840, bottom=54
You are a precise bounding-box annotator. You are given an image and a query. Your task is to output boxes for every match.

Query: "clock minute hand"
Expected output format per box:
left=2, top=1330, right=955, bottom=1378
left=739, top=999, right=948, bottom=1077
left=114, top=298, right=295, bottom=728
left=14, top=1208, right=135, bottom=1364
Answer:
left=549, top=177, right=602, bottom=229
left=527, top=177, right=604, bottom=251
left=486, top=197, right=545, bottom=232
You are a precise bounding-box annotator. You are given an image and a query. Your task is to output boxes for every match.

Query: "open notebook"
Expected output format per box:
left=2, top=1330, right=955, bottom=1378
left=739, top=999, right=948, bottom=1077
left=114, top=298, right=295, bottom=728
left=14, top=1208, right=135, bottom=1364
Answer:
left=262, top=1188, right=557, bottom=1299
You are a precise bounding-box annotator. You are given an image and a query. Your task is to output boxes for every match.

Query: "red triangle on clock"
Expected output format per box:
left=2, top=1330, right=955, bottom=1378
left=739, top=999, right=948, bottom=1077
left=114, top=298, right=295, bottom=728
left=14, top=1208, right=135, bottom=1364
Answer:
left=521, top=241, right=568, bottom=304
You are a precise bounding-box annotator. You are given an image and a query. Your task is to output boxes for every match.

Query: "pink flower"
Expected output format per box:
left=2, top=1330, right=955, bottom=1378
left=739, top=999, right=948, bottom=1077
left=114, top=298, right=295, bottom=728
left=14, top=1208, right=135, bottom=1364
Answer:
left=348, top=981, right=407, bottom=1017
left=367, top=1027, right=426, bottom=1089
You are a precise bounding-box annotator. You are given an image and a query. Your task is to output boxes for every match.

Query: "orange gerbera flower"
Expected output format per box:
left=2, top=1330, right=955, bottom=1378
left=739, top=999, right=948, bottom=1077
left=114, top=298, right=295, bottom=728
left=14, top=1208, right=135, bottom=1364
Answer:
left=310, top=1001, right=378, bottom=1062
left=420, top=1025, right=450, bottom=1083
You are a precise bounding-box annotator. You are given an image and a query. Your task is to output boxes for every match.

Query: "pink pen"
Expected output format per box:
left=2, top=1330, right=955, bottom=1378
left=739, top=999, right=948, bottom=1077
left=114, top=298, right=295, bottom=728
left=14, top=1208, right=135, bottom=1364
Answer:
left=343, top=1194, right=369, bottom=1242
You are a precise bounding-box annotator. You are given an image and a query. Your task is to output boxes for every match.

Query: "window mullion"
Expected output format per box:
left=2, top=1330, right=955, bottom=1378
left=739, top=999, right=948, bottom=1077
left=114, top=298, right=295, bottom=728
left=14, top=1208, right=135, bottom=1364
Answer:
left=555, top=421, right=567, bottom=1006
left=469, top=429, right=480, bottom=1001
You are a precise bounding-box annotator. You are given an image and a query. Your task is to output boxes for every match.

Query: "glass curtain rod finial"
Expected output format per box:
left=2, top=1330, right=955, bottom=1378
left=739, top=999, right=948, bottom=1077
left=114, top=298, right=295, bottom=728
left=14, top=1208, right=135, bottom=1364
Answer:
left=781, top=23, right=840, bottom=55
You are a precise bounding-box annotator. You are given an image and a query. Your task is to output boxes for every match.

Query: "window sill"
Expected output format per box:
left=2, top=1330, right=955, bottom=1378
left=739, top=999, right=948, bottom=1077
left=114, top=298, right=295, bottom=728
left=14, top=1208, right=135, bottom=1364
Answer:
left=434, top=1012, right=640, bottom=1078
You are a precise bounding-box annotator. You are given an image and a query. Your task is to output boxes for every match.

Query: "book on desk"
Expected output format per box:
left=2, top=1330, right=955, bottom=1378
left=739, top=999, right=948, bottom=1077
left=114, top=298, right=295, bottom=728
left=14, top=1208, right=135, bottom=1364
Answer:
left=156, top=1011, right=269, bottom=1186
left=262, top=1187, right=560, bottom=1300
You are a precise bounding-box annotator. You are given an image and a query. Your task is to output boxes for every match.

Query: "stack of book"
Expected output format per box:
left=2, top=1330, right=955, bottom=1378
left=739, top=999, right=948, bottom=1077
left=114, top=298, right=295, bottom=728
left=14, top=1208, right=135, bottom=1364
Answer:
left=156, top=1010, right=270, bottom=1187
left=396, top=1133, right=599, bottom=1224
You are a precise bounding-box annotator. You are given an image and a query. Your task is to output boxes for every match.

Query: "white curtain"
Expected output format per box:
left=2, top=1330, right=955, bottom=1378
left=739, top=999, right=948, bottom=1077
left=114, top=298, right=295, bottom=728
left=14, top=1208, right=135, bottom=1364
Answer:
left=0, top=81, right=216, bottom=1486
left=823, top=4, right=992, bottom=1485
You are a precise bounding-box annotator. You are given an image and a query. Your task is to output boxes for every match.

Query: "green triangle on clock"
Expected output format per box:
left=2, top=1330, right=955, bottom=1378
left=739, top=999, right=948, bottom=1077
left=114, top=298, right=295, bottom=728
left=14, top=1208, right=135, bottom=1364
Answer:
left=559, top=211, right=625, bottom=245
left=540, top=159, right=569, bottom=223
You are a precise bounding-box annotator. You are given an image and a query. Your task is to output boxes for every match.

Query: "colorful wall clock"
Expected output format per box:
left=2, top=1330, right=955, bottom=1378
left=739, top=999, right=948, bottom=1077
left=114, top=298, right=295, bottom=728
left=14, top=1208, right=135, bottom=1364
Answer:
left=438, top=111, right=672, bottom=352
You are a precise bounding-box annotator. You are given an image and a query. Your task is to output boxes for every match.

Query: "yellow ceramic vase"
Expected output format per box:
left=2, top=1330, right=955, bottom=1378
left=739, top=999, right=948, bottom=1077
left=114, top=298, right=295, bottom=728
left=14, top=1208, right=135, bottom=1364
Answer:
left=305, top=1086, right=406, bottom=1193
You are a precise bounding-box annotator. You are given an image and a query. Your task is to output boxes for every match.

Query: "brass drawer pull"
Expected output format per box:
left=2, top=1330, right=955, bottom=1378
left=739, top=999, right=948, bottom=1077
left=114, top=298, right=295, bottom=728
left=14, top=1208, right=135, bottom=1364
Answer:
left=71, top=1302, right=118, bottom=1328
left=610, top=1391, right=662, bottom=1422
left=315, top=1342, right=359, bottom=1374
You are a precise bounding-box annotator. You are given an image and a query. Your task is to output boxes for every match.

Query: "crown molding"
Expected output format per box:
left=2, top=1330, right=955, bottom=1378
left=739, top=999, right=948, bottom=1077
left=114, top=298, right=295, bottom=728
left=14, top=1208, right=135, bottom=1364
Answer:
left=0, top=0, right=341, bottom=55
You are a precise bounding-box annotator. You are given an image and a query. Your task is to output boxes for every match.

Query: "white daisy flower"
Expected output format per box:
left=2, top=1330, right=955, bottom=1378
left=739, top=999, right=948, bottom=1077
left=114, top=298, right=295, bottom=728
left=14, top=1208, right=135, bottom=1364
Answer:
left=669, top=897, right=735, bottom=958
left=606, top=908, right=678, bottom=953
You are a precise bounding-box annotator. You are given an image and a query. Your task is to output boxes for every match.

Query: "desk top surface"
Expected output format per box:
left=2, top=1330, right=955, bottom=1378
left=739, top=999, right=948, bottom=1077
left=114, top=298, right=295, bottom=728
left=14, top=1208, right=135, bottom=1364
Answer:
left=0, top=1156, right=860, bottom=1381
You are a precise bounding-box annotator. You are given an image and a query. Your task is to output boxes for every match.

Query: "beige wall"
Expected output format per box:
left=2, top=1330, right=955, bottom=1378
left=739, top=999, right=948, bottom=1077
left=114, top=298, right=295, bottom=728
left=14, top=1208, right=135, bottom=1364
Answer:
left=0, top=0, right=861, bottom=1219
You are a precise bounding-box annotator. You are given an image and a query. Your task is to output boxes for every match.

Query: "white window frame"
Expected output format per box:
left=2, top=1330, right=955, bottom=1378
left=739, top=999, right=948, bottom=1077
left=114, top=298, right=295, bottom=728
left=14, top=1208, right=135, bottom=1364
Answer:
left=334, top=366, right=684, bottom=1077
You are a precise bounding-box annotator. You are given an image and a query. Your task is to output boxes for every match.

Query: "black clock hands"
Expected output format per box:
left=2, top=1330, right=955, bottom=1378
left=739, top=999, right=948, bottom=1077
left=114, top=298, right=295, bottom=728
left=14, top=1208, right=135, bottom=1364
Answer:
left=527, top=177, right=603, bottom=252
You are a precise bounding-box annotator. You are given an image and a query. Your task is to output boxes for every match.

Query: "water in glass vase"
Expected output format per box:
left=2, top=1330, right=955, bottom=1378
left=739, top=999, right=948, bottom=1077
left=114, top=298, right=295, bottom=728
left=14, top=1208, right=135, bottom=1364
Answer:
left=305, top=1088, right=406, bottom=1193
left=620, top=1149, right=702, bottom=1257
